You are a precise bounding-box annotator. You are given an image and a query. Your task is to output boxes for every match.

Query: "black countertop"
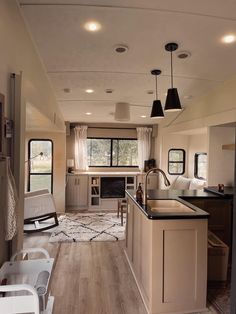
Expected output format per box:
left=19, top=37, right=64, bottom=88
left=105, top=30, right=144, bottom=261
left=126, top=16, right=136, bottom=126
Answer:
left=125, top=189, right=220, bottom=220
left=204, top=186, right=234, bottom=198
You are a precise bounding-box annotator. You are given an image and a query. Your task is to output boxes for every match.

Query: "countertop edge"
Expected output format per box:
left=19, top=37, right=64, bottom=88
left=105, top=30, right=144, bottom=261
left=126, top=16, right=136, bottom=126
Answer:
left=126, top=189, right=210, bottom=220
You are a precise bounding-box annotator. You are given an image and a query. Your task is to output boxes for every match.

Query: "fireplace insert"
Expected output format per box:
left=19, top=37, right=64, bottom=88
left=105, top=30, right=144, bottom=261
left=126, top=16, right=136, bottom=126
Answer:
left=101, top=177, right=125, bottom=198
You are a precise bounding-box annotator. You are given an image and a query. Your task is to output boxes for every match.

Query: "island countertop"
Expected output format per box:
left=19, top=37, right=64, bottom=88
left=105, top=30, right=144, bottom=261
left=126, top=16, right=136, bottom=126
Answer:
left=125, top=189, right=220, bottom=220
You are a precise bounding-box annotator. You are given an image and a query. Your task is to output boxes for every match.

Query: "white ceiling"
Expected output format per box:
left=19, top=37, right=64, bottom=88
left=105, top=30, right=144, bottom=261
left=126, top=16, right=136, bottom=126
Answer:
left=18, top=0, right=236, bottom=124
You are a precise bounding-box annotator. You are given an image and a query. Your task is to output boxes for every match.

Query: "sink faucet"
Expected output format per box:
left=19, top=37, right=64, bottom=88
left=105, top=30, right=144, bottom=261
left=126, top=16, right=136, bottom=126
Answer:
left=144, top=168, right=171, bottom=206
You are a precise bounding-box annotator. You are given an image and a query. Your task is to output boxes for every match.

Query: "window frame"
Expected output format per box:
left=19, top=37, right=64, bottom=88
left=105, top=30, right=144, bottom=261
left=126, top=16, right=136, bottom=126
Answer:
left=87, top=137, right=139, bottom=168
left=27, top=139, right=54, bottom=193
left=194, top=152, right=207, bottom=180
left=168, top=148, right=186, bottom=175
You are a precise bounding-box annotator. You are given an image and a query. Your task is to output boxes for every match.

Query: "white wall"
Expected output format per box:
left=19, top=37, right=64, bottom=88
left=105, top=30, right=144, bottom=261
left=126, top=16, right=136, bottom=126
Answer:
left=156, top=131, right=208, bottom=188
left=26, top=131, right=66, bottom=213
left=207, top=126, right=235, bottom=186
left=158, top=134, right=189, bottom=187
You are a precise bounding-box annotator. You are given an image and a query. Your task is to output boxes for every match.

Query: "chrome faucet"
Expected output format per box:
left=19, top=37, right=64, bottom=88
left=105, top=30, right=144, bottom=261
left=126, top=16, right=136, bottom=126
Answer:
left=144, top=168, right=171, bottom=206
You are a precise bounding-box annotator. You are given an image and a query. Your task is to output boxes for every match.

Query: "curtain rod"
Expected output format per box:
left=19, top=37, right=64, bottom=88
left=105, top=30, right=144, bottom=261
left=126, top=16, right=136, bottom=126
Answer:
left=70, top=126, right=137, bottom=130
left=89, top=127, right=137, bottom=130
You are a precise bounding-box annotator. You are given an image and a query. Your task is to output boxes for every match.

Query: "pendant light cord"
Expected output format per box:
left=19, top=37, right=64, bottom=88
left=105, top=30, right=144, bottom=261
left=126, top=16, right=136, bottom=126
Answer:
left=155, top=75, right=158, bottom=100
left=171, top=51, right=173, bottom=88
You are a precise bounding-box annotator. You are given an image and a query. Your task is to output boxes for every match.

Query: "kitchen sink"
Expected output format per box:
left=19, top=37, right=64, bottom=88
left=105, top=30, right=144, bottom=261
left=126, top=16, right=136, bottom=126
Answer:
left=147, top=199, right=194, bottom=213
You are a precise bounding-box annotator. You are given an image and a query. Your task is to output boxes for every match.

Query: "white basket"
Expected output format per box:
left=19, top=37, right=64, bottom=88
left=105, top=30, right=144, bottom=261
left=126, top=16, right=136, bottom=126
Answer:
left=0, top=248, right=54, bottom=314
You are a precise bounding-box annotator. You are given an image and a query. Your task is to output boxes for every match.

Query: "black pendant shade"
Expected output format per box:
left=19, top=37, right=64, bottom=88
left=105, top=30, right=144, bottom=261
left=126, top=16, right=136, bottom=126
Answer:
left=150, top=69, right=164, bottom=118
left=164, top=42, right=182, bottom=112
left=151, top=100, right=164, bottom=118
left=165, top=88, right=182, bottom=111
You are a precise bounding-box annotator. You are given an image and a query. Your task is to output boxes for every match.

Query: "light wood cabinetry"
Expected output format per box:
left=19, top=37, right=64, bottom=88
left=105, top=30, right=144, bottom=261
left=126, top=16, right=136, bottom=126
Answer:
left=125, top=196, right=208, bottom=314
left=89, top=174, right=137, bottom=210
left=89, top=176, right=100, bottom=208
left=66, top=174, right=88, bottom=209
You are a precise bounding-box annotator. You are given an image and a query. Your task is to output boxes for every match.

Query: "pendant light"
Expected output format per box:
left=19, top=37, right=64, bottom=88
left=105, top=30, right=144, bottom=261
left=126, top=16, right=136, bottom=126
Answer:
left=164, top=42, right=182, bottom=112
left=150, top=69, right=164, bottom=118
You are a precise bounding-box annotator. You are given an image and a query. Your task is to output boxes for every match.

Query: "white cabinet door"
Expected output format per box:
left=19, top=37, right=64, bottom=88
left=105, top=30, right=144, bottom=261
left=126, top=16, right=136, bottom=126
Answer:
left=78, top=175, right=88, bottom=207
left=66, top=175, right=88, bottom=208
left=126, top=200, right=134, bottom=262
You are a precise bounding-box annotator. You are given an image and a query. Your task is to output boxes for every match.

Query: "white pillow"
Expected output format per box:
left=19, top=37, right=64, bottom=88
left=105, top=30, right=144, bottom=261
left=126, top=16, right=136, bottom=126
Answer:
left=170, top=176, right=191, bottom=190
left=189, top=178, right=206, bottom=190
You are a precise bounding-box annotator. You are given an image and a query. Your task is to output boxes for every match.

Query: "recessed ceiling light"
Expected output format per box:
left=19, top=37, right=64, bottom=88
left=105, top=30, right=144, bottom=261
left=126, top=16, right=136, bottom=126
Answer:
left=222, top=34, right=236, bottom=44
left=85, top=89, right=94, bottom=93
left=84, top=21, right=101, bottom=32
left=141, top=115, right=146, bottom=118
left=86, top=112, right=92, bottom=115
left=114, top=44, right=129, bottom=53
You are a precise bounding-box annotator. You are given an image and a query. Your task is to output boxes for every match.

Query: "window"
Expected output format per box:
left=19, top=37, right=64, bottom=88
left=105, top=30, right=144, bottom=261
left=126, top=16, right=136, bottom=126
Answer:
left=194, top=153, right=207, bottom=180
left=28, top=139, right=53, bottom=193
left=168, top=149, right=185, bottom=175
left=87, top=138, right=138, bottom=167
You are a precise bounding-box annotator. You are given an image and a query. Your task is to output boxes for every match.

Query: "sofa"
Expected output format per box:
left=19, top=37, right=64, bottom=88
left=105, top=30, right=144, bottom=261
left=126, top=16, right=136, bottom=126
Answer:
left=169, top=175, right=206, bottom=190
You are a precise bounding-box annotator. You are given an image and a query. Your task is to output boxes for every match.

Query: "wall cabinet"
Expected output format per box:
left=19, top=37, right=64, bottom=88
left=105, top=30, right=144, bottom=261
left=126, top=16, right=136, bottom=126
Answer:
left=66, top=174, right=88, bottom=209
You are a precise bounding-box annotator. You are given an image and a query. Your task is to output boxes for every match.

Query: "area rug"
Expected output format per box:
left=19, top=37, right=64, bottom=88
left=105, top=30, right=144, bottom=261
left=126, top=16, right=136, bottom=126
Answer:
left=49, top=212, right=126, bottom=242
left=208, top=283, right=230, bottom=313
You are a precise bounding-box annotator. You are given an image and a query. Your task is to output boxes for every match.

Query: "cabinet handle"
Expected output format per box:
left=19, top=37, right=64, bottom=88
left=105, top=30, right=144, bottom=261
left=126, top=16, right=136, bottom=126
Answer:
left=77, top=178, right=80, bottom=185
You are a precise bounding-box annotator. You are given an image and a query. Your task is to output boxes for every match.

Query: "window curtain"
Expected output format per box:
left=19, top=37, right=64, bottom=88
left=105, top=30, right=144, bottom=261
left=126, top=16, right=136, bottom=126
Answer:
left=74, top=125, right=88, bottom=171
left=136, top=127, right=152, bottom=171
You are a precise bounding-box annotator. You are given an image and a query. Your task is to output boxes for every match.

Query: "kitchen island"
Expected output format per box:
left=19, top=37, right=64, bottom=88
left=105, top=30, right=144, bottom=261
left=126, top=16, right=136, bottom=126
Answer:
left=125, top=189, right=211, bottom=314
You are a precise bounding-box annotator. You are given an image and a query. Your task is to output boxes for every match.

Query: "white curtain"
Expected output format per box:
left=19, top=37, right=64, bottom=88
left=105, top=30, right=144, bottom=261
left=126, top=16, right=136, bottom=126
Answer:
left=136, top=127, right=152, bottom=171
left=74, top=125, right=88, bottom=171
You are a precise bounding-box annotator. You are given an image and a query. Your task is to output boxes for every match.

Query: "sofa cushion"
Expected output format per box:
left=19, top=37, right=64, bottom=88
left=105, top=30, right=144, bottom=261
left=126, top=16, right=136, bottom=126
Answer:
left=170, top=176, right=191, bottom=190
left=189, top=178, right=206, bottom=190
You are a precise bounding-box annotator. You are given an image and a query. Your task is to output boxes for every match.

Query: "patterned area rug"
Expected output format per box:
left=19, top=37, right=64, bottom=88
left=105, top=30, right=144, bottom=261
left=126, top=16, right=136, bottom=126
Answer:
left=49, top=213, right=126, bottom=242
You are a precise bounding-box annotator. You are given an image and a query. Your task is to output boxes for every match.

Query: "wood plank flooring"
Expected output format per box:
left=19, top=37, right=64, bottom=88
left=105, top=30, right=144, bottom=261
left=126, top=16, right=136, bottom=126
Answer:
left=24, top=233, right=218, bottom=314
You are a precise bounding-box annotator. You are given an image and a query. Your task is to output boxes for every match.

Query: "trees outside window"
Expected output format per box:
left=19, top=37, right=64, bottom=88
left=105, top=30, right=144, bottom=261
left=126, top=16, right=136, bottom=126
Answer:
left=87, top=138, right=138, bottom=167
left=168, top=149, right=185, bottom=175
left=194, top=153, right=207, bottom=180
left=28, top=139, right=53, bottom=193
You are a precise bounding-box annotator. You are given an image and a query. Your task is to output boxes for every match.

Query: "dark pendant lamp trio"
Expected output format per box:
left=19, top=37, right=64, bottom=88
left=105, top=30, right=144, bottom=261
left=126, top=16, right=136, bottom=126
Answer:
left=151, top=42, right=182, bottom=119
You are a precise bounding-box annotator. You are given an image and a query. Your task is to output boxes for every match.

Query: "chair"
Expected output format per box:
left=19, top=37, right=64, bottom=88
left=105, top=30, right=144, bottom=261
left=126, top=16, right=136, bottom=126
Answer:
left=117, top=199, right=127, bottom=226
left=24, top=189, right=59, bottom=233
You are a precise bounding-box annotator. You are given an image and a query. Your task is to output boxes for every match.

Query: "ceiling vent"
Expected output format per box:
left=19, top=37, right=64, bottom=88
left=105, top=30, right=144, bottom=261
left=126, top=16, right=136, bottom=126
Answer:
left=105, top=89, right=114, bottom=94
left=177, top=51, right=191, bottom=59
left=114, top=44, right=129, bottom=53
